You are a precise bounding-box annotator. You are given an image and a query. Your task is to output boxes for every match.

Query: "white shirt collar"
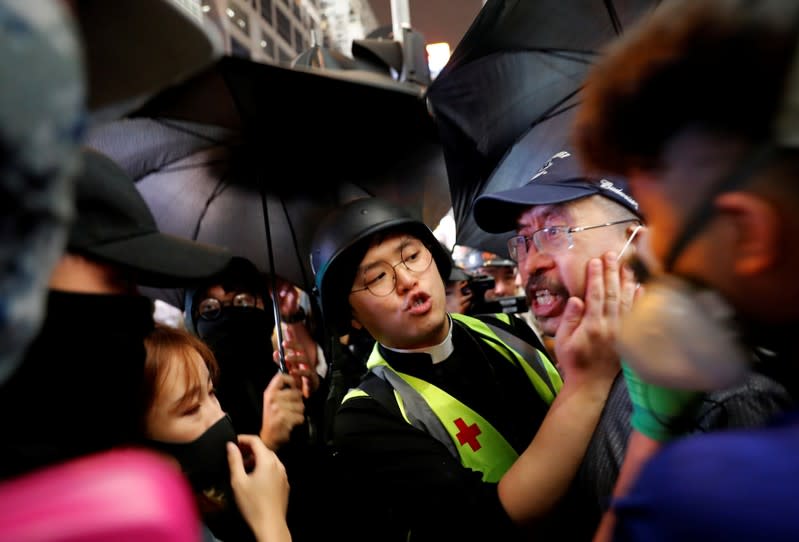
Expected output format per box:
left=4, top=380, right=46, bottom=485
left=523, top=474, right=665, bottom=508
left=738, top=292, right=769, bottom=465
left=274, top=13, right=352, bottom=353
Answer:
left=382, top=315, right=454, bottom=364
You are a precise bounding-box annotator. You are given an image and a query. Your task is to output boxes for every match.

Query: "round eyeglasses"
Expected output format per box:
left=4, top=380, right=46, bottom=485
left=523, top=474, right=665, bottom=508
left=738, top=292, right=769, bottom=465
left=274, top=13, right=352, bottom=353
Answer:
left=507, top=219, right=640, bottom=262
left=197, top=292, right=258, bottom=320
left=350, top=238, right=433, bottom=297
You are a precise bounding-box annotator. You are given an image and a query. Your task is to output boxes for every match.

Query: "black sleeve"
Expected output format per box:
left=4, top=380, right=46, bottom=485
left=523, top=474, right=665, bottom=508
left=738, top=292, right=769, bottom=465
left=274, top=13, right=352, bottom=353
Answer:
left=330, top=395, right=522, bottom=542
left=303, top=371, right=329, bottom=440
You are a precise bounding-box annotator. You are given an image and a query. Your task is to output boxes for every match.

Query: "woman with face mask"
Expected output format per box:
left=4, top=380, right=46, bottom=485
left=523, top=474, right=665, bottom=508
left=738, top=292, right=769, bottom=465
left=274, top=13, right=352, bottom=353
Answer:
left=142, top=324, right=292, bottom=542
left=185, top=257, right=339, bottom=542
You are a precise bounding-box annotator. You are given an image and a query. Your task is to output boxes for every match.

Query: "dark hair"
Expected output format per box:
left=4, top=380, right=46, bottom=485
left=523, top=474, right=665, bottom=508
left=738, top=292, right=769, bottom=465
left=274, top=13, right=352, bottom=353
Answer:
left=574, top=0, right=799, bottom=176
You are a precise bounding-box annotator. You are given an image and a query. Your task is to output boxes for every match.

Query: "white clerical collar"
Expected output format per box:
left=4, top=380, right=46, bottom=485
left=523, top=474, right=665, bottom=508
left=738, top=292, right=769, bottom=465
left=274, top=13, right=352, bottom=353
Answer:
left=382, top=315, right=454, bottom=364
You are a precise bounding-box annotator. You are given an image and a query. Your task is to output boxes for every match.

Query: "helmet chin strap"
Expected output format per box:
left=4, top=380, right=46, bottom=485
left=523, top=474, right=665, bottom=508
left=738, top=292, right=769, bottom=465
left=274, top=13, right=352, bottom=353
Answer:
left=664, top=143, right=779, bottom=272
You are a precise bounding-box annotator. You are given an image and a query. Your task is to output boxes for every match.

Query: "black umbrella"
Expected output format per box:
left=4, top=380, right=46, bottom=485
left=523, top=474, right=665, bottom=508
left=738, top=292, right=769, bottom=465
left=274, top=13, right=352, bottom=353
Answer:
left=87, top=117, right=377, bottom=296
left=85, top=55, right=451, bottom=369
left=477, top=108, right=582, bottom=229
left=426, top=0, right=662, bottom=256
left=136, top=55, right=449, bottom=224
left=87, top=55, right=450, bottom=287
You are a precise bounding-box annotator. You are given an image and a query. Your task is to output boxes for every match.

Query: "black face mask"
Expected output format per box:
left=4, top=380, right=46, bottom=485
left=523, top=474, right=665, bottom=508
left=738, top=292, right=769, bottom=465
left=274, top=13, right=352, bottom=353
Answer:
left=148, top=414, right=238, bottom=496
left=196, top=307, right=277, bottom=435
left=0, top=291, right=155, bottom=480
left=196, top=305, right=275, bottom=350
left=148, top=414, right=256, bottom=542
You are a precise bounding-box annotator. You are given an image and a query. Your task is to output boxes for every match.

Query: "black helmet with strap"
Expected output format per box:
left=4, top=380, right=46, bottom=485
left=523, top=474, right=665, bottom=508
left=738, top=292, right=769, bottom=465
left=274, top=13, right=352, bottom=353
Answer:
left=310, top=197, right=451, bottom=336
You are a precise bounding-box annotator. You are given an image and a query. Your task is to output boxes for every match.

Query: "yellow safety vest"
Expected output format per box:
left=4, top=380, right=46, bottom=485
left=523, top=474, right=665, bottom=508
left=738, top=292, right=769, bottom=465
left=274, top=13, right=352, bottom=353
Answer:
left=342, top=313, right=561, bottom=482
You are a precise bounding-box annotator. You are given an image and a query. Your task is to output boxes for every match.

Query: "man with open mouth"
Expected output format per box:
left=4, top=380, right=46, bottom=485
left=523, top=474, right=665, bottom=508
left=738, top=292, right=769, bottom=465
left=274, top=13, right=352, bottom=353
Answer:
left=309, top=196, right=626, bottom=541
left=473, top=149, right=794, bottom=540
left=474, top=150, right=643, bottom=340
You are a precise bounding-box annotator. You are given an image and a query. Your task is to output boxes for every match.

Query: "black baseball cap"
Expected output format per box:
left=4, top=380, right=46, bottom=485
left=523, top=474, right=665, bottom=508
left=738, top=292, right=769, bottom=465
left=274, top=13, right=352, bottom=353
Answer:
left=473, top=150, right=641, bottom=233
left=68, top=148, right=233, bottom=287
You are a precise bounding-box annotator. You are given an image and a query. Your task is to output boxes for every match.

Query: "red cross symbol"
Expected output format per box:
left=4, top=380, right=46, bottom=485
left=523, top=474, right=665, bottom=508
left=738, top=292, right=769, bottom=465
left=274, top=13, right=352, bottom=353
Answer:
left=454, top=418, right=482, bottom=451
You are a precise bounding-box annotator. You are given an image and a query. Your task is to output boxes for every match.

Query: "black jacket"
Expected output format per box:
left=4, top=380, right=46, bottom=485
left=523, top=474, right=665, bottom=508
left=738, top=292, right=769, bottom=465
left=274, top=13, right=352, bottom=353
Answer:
left=329, top=315, right=551, bottom=542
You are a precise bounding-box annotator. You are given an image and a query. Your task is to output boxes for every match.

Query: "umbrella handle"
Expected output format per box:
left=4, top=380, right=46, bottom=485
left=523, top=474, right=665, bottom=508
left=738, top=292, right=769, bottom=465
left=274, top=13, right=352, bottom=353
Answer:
left=260, top=183, right=288, bottom=374
left=270, top=291, right=288, bottom=374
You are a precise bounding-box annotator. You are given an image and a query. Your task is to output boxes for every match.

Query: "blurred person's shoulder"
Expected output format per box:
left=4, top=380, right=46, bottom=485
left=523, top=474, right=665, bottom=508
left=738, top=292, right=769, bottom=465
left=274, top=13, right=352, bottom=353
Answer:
left=614, top=410, right=799, bottom=541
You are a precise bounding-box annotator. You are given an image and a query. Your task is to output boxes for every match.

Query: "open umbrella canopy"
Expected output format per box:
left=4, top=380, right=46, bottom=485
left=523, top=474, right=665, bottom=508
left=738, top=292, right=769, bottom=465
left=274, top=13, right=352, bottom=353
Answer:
left=426, top=0, right=662, bottom=256
left=85, top=54, right=451, bottom=304
left=87, top=117, right=376, bottom=307
left=130, top=55, right=448, bottom=220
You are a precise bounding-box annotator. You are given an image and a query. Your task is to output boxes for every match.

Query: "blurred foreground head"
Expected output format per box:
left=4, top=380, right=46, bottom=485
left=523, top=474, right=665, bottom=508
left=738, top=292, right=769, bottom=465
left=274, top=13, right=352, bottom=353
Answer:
left=575, top=0, right=799, bottom=388
left=0, top=0, right=222, bottom=384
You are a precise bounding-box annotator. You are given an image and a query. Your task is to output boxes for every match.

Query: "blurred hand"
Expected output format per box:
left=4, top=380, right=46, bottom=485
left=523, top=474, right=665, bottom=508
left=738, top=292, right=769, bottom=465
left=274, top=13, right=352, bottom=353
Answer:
left=273, top=324, right=320, bottom=398
left=227, top=435, right=291, bottom=542
left=445, top=280, right=473, bottom=314
left=260, top=371, right=305, bottom=450
left=555, top=252, right=636, bottom=386
left=273, top=279, right=300, bottom=319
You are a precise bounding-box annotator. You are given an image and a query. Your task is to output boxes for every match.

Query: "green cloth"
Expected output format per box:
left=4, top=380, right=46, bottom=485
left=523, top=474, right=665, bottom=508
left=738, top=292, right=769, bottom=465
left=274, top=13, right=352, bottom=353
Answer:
left=622, top=362, right=705, bottom=442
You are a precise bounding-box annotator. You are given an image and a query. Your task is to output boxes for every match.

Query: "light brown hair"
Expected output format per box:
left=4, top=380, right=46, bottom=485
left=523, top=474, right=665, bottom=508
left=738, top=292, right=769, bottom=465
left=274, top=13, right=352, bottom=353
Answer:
left=142, top=324, right=220, bottom=417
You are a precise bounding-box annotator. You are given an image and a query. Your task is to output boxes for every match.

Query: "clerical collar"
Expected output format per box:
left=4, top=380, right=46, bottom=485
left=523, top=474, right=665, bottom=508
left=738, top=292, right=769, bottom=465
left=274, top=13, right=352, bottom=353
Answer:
left=382, top=315, right=454, bottom=364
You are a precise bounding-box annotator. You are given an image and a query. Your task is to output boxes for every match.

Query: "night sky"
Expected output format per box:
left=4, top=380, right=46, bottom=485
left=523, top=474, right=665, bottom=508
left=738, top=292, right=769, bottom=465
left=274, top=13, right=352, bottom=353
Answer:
left=367, top=0, right=483, bottom=51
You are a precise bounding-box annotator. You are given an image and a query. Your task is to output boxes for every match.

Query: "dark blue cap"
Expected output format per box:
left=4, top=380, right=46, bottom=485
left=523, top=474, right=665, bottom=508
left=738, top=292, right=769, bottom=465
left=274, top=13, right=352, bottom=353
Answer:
left=473, top=150, right=641, bottom=233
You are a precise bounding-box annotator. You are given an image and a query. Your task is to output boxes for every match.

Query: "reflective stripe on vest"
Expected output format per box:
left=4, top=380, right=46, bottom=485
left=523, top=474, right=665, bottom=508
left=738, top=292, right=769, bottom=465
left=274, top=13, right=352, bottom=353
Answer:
left=370, top=363, right=518, bottom=482
left=345, top=314, right=560, bottom=482
left=451, top=313, right=562, bottom=403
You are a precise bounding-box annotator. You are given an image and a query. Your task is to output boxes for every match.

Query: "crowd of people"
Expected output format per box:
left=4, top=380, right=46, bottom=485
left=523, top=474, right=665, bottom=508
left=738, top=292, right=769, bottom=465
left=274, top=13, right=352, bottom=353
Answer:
left=2, top=0, right=799, bottom=541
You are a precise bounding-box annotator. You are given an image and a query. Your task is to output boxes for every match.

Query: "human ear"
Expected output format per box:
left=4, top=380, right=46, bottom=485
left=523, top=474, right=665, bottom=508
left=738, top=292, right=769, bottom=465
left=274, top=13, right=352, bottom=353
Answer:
left=626, top=222, right=645, bottom=240
left=617, top=223, right=645, bottom=266
left=714, top=192, right=778, bottom=276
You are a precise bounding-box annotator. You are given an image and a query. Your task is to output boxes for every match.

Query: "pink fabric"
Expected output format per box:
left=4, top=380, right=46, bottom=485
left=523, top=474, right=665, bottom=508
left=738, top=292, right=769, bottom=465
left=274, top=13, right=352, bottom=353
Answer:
left=0, top=448, right=200, bottom=542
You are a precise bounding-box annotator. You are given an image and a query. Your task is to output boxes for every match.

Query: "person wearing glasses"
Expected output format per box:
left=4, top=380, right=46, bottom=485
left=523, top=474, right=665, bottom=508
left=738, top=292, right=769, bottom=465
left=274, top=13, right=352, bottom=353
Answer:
left=472, top=149, right=793, bottom=540
left=185, top=257, right=336, bottom=542
left=573, top=1, right=799, bottom=539
left=458, top=247, right=522, bottom=302
left=186, top=257, right=317, bottom=443
left=309, top=196, right=628, bottom=542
